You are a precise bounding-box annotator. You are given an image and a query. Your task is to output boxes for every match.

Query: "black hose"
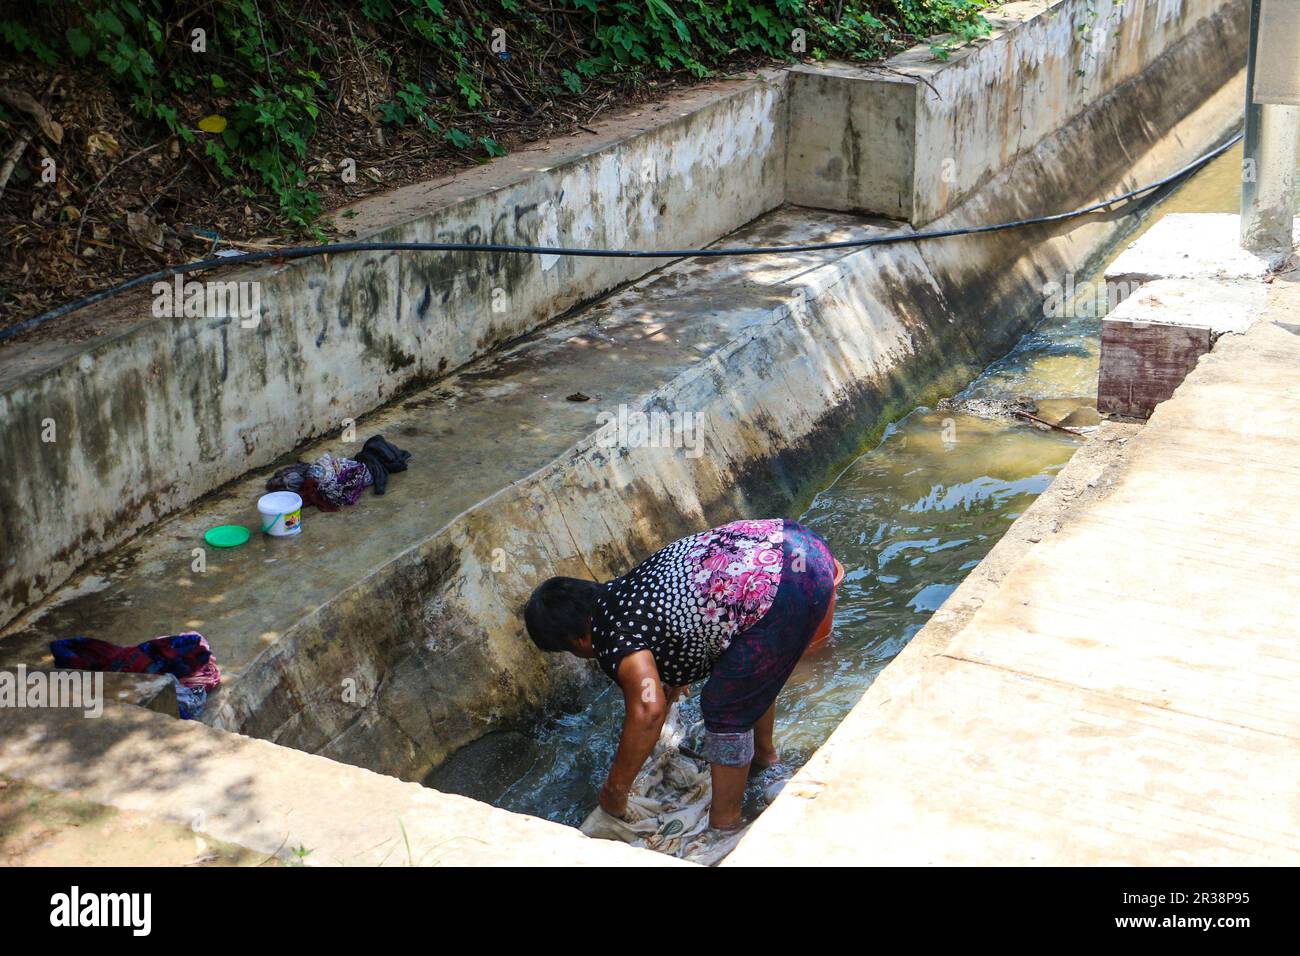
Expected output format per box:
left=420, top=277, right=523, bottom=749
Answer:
left=1, top=132, right=1243, bottom=343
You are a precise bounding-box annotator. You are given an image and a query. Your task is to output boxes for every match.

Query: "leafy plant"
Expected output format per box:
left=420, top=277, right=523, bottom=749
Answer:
left=285, top=843, right=314, bottom=866
left=1, top=0, right=992, bottom=232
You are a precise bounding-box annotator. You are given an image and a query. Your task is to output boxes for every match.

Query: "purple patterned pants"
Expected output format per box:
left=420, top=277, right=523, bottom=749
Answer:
left=700, top=519, right=836, bottom=766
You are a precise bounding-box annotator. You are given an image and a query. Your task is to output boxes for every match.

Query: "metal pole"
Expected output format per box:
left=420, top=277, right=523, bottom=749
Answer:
left=1241, top=0, right=1300, bottom=256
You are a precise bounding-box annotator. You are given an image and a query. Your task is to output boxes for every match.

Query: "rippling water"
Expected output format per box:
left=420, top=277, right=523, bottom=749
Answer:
left=426, top=138, right=1269, bottom=827
left=782, top=411, right=1081, bottom=754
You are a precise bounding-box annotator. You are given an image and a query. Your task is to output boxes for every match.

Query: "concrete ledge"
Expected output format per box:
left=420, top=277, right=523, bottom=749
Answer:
left=0, top=74, right=788, bottom=629
left=2, top=668, right=180, bottom=717
left=1108, top=278, right=1270, bottom=338
left=1106, top=212, right=1300, bottom=286
left=0, top=776, right=268, bottom=867
left=97, top=672, right=182, bottom=718
left=787, top=0, right=1243, bottom=223
left=0, top=703, right=681, bottom=866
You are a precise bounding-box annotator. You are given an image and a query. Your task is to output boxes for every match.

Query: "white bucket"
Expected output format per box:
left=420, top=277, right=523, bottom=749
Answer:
left=257, top=491, right=303, bottom=537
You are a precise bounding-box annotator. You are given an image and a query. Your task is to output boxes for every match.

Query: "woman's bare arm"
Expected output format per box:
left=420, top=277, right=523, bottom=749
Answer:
left=600, top=650, right=669, bottom=818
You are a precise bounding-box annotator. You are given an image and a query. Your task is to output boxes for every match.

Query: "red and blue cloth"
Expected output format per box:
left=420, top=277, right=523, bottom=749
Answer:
left=49, top=632, right=221, bottom=719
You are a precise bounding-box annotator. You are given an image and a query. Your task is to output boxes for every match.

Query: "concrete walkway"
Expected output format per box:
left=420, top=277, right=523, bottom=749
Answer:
left=0, top=702, right=680, bottom=866
left=726, top=276, right=1300, bottom=866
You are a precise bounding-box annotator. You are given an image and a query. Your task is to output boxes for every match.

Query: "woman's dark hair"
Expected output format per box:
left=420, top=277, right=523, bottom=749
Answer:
left=525, top=577, right=603, bottom=652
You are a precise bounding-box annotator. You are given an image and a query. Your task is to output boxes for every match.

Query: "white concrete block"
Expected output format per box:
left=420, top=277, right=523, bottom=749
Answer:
left=1107, top=277, right=1270, bottom=337
left=1106, top=213, right=1298, bottom=286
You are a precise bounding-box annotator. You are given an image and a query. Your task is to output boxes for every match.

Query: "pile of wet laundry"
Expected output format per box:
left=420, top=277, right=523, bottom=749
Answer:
left=49, top=632, right=221, bottom=720
left=580, top=704, right=754, bottom=865
left=265, top=434, right=411, bottom=511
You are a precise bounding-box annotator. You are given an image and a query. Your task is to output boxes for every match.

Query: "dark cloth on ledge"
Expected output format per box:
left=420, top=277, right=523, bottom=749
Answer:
left=266, top=462, right=310, bottom=494
left=353, top=434, right=412, bottom=496
left=265, top=435, right=410, bottom=506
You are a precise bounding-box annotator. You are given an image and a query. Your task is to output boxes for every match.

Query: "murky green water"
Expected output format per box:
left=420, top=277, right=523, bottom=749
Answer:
left=426, top=137, right=1268, bottom=828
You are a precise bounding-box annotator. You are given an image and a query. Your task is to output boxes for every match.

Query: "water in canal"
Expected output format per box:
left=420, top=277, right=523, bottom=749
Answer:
left=425, top=138, right=1271, bottom=829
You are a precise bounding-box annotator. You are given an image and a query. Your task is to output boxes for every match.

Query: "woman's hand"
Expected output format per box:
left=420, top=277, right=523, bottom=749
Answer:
left=599, top=779, right=629, bottom=819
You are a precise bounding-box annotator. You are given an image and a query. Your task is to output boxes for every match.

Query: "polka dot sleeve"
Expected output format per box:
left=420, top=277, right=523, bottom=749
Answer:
left=593, top=623, right=650, bottom=683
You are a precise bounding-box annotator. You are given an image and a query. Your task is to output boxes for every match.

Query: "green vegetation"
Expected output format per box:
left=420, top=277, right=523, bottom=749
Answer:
left=1, top=1, right=991, bottom=230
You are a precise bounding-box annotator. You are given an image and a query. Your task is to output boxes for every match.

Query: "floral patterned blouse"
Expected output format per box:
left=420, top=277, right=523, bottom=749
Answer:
left=591, top=519, right=786, bottom=686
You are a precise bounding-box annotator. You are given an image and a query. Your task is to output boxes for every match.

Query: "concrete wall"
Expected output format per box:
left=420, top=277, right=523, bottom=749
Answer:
left=0, top=0, right=1244, bottom=633
left=787, top=0, right=1242, bottom=224
left=208, top=0, right=1248, bottom=779
left=786, top=64, right=916, bottom=218
left=0, top=77, right=788, bottom=629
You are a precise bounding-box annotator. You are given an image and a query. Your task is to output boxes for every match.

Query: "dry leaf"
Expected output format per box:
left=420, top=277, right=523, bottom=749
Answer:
left=0, top=86, right=63, bottom=144
left=126, top=210, right=164, bottom=252
left=86, top=131, right=121, bottom=156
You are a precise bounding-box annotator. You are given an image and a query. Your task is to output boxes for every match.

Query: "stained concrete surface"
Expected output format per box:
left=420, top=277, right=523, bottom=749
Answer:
left=1105, top=278, right=1269, bottom=339
left=724, top=275, right=1300, bottom=866
left=1107, top=212, right=1300, bottom=285
left=0, top=206, right=876, bottom=684
left=786, top=0, right=1245, bottom=225
left=0, top=72, right=789, bottom=629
